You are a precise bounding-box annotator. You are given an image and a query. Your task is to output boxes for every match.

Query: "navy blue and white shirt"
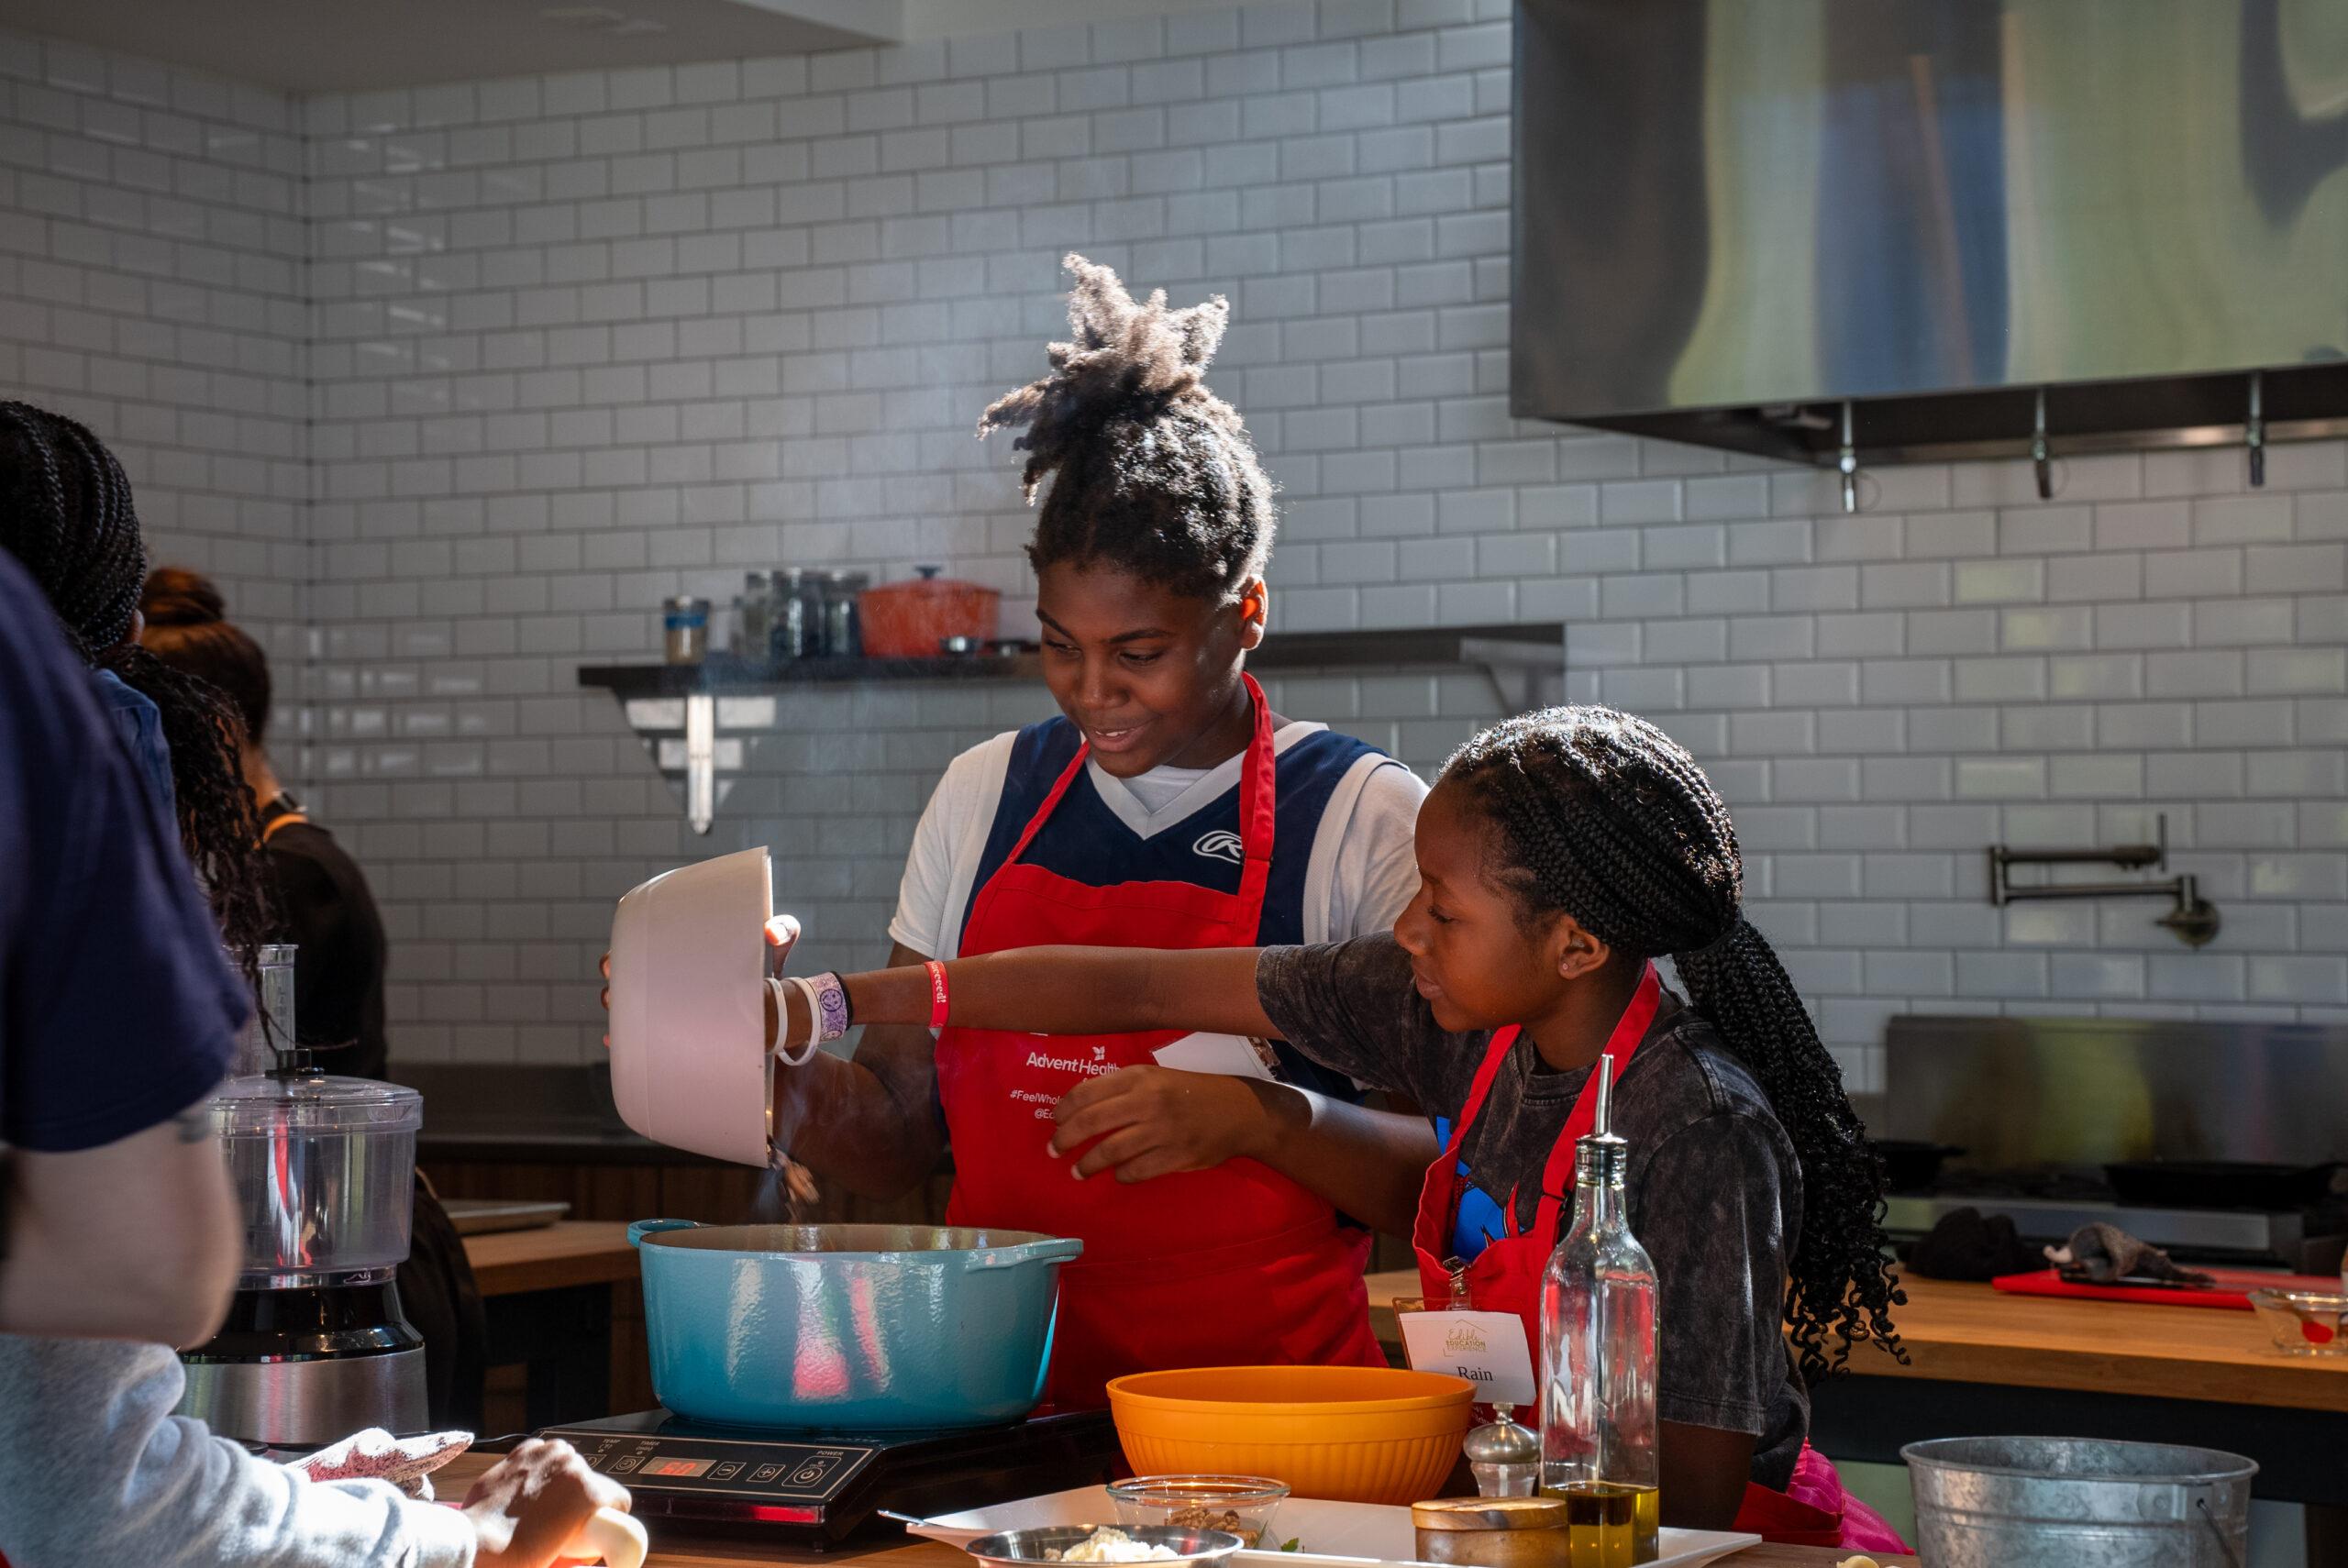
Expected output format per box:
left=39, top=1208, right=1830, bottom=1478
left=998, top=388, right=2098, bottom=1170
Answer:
left=890, top=716, right=1425, bottom=969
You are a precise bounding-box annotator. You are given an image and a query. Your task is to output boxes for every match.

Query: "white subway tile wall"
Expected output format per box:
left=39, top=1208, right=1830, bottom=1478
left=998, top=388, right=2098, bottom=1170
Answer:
left=0, top=31, right=307, bottom=682
left=6, top=6, right=2347, bottom=1091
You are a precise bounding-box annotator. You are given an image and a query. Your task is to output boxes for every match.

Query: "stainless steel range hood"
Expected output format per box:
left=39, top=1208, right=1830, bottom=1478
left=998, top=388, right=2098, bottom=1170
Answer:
left=1512, top=0, right=2348, bottom=490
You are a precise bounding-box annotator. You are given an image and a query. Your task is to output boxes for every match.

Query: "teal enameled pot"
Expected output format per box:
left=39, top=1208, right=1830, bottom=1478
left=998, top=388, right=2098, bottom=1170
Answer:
left=627, top=1220, right=1082, bottom=1430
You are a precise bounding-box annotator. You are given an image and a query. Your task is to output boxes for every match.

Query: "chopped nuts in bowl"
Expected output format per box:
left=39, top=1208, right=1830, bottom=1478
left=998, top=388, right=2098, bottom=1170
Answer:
left=1108, top=1476, right=1290, bottom=1550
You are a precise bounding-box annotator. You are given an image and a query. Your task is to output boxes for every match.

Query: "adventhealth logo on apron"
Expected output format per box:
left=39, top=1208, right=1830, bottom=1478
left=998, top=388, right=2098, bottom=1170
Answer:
left=1024, top=1044, right=1117, bottom=1077
left=1192, top=829, right=1245, bottom=865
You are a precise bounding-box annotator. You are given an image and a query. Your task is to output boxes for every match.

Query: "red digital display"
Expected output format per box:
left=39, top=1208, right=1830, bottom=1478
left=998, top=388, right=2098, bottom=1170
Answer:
left=645, top=1458, right=713, bottom=1478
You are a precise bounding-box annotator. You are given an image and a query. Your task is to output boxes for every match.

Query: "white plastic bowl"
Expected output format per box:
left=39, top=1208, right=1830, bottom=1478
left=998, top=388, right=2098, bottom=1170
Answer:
left=606, top=845, right=774, bottom=1166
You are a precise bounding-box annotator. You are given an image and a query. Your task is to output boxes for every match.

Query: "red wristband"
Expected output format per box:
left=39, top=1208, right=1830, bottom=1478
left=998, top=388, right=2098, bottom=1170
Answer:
left=925, top=959, right=950, bottom=1031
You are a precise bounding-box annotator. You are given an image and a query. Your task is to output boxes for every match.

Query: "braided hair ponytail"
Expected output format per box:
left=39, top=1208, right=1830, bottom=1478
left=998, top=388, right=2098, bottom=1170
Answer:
left=980, top=253, right=1276, bottom=602
left=1442, top=706, right=1903, bottom=1382
left=0, top=402, right=276, bottom=973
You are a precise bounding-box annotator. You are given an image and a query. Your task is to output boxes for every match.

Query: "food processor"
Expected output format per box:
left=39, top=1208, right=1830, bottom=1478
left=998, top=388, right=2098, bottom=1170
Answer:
left=178, top=944, right=429, bottom=1450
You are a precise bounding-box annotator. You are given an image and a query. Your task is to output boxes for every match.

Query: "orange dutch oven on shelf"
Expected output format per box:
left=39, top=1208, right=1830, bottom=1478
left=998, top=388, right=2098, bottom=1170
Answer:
left=858, top=565, right=1002, bottom=657
left=1106, top=1365, right=1477, bottom=1506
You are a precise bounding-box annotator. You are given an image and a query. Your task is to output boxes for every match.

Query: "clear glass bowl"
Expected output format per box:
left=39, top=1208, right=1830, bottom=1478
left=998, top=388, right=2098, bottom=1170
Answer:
left=1108, top=1477, right=1290, bottom=1550
left=2246, top=1287, right=2348, bottom=1355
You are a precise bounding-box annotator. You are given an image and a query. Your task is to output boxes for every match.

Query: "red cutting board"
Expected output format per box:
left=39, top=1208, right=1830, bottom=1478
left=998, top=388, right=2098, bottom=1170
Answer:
left=1991, top=1268, right=2339, bottom=1309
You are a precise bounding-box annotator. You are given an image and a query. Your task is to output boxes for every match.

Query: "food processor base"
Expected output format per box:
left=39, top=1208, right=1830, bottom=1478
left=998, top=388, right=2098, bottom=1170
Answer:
left=178, top=1344, right=428, bottom=1451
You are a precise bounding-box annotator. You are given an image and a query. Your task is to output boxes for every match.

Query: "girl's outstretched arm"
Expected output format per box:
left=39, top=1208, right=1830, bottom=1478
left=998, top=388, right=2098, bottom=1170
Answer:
left=803, top=945, right=1279, bottom=1045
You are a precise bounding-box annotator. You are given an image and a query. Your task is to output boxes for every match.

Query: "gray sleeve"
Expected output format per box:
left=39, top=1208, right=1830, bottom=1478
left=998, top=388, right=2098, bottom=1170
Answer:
left=1631, top=1113, right=1794, bottom=1436
left=1253, top=934, right=1442, bottom=1104
left=0, top=1336, right=477, bottom=1568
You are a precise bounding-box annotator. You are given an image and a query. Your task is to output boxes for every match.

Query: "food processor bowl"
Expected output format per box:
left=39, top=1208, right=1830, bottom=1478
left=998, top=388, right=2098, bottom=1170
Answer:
left=210, top=1073, right=423, bottom=1286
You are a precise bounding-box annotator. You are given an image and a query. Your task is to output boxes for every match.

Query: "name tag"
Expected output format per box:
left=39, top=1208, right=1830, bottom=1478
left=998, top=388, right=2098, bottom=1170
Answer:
left=1395, top=1309, right=1535, bottom=1407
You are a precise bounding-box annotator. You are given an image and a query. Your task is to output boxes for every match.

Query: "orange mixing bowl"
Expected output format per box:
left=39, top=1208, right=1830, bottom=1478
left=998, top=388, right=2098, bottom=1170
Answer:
left=1106, top=1366, right=1475, bottom=1506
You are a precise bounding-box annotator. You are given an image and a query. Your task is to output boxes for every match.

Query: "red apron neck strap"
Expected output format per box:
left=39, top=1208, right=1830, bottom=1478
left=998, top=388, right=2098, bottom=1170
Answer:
left=1522, top=961, right=1662, bottom=1242
left=1002, top=743, right=1091, bottom=869
left=1445, top=1023, right=1521, bottom=1161
left=1235, top=672, right=1275, bottom=907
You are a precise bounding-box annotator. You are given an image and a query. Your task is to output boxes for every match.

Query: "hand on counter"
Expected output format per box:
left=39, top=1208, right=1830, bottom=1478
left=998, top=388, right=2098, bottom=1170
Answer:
left=463, top=1437, right=634, bottom=1568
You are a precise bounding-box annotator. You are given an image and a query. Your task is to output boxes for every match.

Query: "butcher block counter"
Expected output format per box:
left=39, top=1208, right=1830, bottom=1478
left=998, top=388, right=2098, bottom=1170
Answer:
left=464, top=1220, right=637, bottom=1297
left=1369, top=1269, right=2348, bottom=1410
left=430, top=1452, right=1912, bottom=1568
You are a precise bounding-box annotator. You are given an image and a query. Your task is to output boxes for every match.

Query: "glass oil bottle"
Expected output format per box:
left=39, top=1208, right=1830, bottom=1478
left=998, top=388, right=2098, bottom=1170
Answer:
left=1538, top=1055, right=1660, bottom=1567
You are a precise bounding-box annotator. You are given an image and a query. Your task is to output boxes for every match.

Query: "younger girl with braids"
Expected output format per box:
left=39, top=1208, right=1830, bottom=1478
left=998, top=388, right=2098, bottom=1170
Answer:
left=0, top=402, right=276, bottom=969
left=753, top=706, right=1907, bottom=1550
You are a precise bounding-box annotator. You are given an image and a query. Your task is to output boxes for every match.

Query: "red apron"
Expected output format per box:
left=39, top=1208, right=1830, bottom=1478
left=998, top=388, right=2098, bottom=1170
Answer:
left=1406, top=968, right=1905, bottom=1553
left=936, top=674, right=1385, bottom=1408
left=1408, top=962, right=1661, bottom=1340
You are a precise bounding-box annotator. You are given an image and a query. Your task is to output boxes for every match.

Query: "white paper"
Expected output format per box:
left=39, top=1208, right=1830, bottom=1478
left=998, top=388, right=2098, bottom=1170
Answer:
left=1394, top=1309, right=1537, bottom=1408
left=1152, top=1031, right=1278, bottom=1081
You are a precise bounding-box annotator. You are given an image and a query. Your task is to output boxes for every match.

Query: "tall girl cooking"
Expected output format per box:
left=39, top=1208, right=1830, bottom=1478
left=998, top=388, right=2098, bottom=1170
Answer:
left=759, top=707, right=1908, bottom=1551
left=725, top=256, right=1433, bottom=1404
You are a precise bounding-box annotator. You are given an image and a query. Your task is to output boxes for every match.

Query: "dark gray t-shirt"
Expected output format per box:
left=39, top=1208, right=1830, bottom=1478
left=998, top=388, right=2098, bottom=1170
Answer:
left=1257, top=933, right=1808, bottom=1491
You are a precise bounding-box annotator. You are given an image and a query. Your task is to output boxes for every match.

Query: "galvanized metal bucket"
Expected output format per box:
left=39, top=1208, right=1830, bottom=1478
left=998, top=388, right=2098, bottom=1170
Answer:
left=1903, top=1438, right=2255, bottom=1568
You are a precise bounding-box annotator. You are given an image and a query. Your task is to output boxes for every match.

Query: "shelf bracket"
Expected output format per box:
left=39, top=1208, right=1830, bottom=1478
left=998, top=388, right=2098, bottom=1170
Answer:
left=1461, top=637, right=1567, bottom=712
left=684, top=692, right=715, bottom=835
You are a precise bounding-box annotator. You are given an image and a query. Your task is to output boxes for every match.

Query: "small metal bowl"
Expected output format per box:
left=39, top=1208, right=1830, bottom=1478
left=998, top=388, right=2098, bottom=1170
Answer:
left=964, top=1525, right=1246, bottom=1568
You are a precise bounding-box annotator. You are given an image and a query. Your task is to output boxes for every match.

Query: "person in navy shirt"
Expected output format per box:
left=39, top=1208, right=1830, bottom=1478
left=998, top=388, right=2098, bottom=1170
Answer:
left=759, top=257, right=1435, bottom=1402
left=0, top=547, right=248, bottom=1343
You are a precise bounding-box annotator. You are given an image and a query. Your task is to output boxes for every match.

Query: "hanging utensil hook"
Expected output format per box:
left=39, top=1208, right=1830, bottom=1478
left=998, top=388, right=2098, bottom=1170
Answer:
left=2031, top=388, right=2053, bottom=501
left=1837, top=401, right=1859, bottom=513
left=2246, top=370, right=2266, bottom=489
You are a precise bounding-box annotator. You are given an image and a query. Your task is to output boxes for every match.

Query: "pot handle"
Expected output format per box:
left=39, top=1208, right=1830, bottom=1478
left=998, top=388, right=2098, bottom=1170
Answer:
left=963, top=1236, right=1085, bottom=1272
left=628, top=1218, right=701, bottom=1247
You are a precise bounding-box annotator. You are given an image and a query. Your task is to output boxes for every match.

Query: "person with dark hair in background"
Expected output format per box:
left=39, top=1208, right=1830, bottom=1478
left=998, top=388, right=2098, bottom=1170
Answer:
left=141, top=566, right=488, bottom=1432
left=753, top=705, right=1909, bottom=1551
left=0, top=435, right=633, bottom=1568
left=0, top=403, right=276, bottom=981
left=141, top=567, right=390, bottom=1081
left=714, top=255, right=1436, bottom=1404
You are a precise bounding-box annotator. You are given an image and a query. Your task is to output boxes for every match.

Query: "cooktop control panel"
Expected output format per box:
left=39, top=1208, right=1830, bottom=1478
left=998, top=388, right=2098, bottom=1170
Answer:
left=541, top=1424, right=876, bottom=1512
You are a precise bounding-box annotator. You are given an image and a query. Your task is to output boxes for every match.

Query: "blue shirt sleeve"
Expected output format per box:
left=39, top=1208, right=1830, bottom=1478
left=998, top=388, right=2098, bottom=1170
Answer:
left=90, top=668, right=179, bottom=818
left=0, top=555, right=249, bottom=1153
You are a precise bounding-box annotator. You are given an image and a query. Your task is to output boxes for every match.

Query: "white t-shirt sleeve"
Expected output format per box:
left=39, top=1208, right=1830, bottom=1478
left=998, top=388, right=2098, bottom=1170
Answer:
left=1308, top=756, right=1429, bottom=944
left=886, top=732, right=1018, bottom=961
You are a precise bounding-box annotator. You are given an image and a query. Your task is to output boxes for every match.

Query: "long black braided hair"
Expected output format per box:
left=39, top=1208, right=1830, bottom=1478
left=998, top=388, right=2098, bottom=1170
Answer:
left=1442, top=706, right=1904, bottom=1383
left=0, top=402, right=276, bottom=977
left=979, top=253, right=1276, bottom=602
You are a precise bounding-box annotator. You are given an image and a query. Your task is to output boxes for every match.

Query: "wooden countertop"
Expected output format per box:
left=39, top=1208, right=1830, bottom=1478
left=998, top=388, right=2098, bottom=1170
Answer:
left=1367, top=1270, right=2348, bottom=1413
left=433, top=1454, right=1911, bottom=1568
left=464, top=1220, right=637, bottom=1297
left=459, top=1234, right=2348, bottom=1413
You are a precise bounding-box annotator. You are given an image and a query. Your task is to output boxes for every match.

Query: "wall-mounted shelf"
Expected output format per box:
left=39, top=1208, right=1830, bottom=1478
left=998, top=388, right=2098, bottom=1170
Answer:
left=581, top=622, right=1565, bottom=833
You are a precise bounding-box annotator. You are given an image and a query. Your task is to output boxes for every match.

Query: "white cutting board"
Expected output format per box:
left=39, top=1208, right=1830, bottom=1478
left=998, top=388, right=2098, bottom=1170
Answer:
left=904, top=1485, right=1761, bottom=1568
